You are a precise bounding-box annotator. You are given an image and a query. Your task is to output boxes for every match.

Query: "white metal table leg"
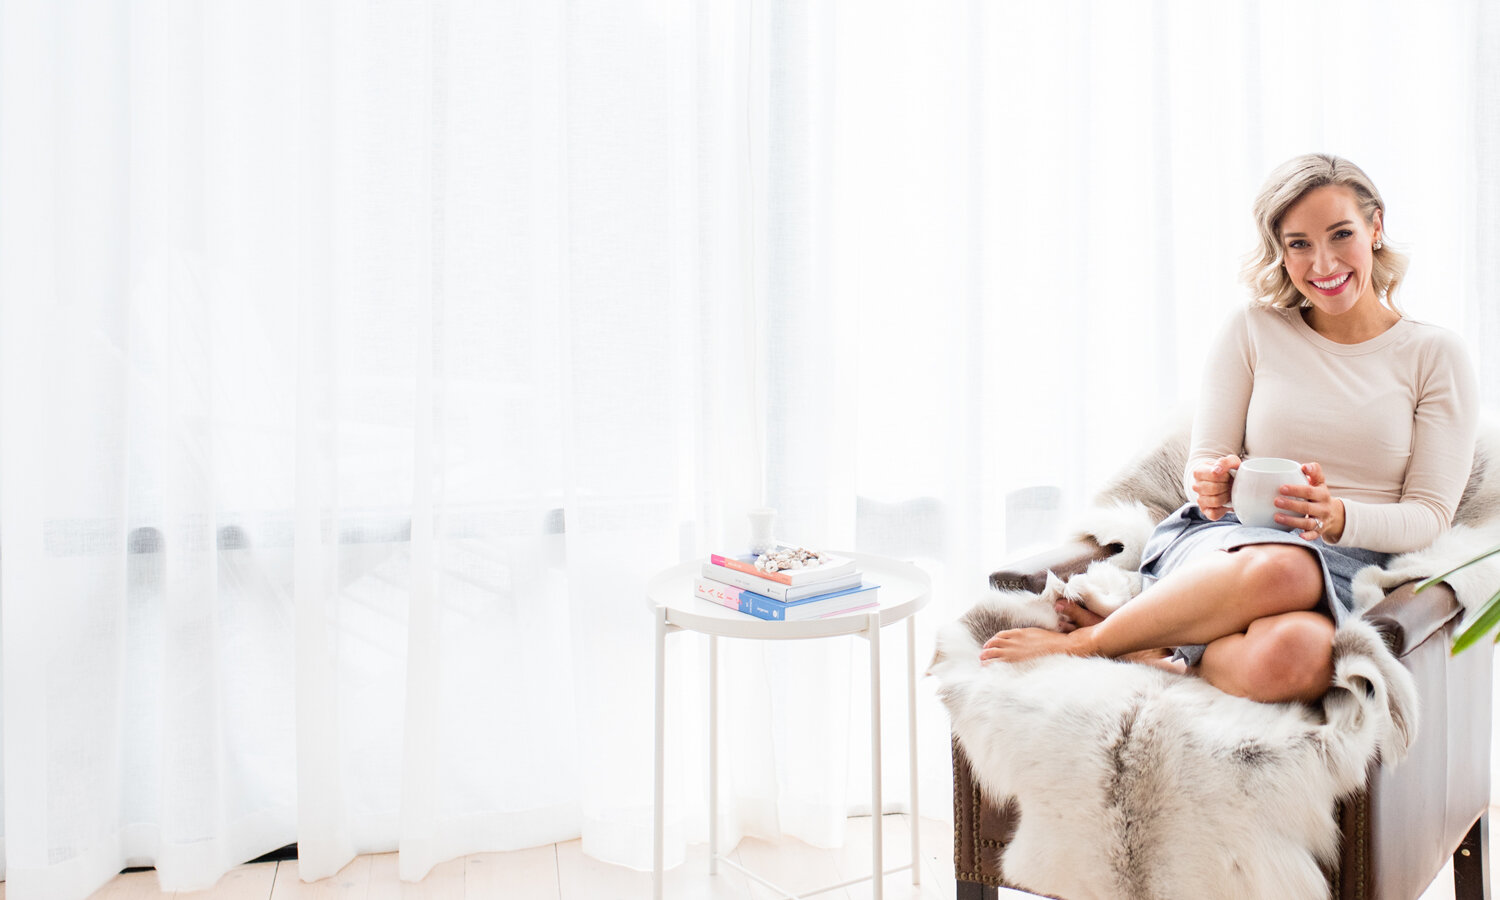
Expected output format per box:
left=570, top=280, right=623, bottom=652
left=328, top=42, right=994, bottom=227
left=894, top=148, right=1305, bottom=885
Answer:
left=868, top=612, right=883, bottom=900
left=907, top=613, right=920, bottom=884
left=709, top=633, right=719, bottom=875
left=653, top=607, right=667, bottom=900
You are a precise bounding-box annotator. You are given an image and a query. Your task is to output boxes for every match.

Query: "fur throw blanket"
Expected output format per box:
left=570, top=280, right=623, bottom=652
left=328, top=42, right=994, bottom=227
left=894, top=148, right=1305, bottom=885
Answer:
left=929, top=418, right=1500, bottom=900
left=930, top=592, right=1416, bottom=900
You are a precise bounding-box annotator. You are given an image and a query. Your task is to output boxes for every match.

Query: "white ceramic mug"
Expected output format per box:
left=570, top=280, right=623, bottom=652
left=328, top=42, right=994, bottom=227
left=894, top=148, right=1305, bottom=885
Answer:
left=1230, top=457, right=1305, bottom=530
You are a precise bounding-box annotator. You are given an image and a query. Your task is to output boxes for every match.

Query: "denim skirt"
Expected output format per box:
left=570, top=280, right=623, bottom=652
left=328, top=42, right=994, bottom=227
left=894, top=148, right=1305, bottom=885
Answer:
left=1137, top=503, right=1391, bottom=666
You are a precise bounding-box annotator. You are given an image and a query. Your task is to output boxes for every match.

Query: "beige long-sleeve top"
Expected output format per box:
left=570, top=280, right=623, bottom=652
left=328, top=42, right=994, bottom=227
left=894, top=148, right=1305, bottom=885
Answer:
left=1184, top=303, right=1478, bottom=554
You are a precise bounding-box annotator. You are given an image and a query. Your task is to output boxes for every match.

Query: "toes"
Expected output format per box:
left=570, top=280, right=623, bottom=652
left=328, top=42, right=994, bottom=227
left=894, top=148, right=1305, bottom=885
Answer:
left=1071, top=605, right=1104, bottom=628
left=1055, top=598, right=1104, bottom=629
left=1053, top=600, right=1074, bottom=632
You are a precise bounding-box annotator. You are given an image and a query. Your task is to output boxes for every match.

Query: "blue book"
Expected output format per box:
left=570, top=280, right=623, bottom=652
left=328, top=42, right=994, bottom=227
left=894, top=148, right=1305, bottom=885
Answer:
left=695, top=577, right=879, bottom=621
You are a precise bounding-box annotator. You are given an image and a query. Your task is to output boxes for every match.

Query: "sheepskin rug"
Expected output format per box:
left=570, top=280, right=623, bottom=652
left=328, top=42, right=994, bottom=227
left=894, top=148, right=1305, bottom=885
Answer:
left=929, top=584, right=1418, bottom=900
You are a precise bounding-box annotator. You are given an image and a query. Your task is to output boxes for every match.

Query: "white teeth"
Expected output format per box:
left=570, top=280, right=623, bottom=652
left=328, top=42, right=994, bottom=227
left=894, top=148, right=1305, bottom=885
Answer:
left=1313, top=273, right=1350, bottom=290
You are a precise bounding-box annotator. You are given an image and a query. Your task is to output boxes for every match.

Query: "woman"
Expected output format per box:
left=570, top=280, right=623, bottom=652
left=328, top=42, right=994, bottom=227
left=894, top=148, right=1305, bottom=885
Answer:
left=981, top=154, right=1478, bottom=704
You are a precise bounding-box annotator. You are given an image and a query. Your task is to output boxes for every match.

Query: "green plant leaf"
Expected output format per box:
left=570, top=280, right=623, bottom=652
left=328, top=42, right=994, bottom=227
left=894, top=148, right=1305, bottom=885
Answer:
left=1416, top=543, right=1500, bottom=594
left=1451, top=587, right=1500, bottom=655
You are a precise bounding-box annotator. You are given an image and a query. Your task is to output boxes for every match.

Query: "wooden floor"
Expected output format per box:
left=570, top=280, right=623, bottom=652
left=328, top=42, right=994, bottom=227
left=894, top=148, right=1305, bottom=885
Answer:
left=81, top=815, right=957, bottom=900
left=70, top=811, right=1479, bottom=900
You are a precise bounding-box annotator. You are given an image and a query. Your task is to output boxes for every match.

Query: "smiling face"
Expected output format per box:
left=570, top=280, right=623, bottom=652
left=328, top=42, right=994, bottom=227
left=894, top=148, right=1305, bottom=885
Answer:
left=1278, top=184, right=1383, bottom=318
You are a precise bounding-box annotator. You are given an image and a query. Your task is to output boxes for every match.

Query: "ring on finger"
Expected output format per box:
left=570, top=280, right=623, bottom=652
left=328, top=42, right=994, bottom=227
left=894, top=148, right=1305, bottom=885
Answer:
left=1311, top=515, right=1323, bottom=533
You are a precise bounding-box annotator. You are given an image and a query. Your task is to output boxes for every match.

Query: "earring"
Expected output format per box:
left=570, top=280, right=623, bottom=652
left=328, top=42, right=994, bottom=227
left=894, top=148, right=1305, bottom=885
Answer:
left=1374, top=240, right=1383, bottom=251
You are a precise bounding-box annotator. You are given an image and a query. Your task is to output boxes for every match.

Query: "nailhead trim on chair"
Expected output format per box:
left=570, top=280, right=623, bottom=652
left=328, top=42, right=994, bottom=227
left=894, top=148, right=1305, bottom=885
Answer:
left=1329, top=799, right=1344, bottom=896
left=1352, top=788, right=1371, bottom=898
left=972, top=781, right=1005, bottom=887
left=951, top=746, right=964, bottom=872
left=1329, top=786, right=1373, bottom=899
left=954, top=736, right=1006, bottom=889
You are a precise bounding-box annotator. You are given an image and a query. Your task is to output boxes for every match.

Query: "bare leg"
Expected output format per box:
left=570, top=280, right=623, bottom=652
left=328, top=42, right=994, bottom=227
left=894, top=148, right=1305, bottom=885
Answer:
left=1058, top=599, right=1181, bottom=670
left=1194, top=611, right=1336, bottom=703
left=982, top=543, right=1323, bottom=664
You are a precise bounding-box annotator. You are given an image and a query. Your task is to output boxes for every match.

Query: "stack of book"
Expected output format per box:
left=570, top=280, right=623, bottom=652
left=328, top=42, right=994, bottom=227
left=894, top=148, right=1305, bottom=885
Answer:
left=695, top=545, right=878, bottom=621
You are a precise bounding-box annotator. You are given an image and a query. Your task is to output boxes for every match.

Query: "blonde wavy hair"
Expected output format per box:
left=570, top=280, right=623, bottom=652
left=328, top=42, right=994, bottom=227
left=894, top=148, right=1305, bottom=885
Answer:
left=1241, top=153, right=1408, bottom=312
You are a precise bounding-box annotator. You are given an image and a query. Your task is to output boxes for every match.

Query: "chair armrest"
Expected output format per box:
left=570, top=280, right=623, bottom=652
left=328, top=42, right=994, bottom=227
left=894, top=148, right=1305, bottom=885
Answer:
left=1361, top=579, right=1462, bottom=659
left=989, top=538, right=1117, bottom=593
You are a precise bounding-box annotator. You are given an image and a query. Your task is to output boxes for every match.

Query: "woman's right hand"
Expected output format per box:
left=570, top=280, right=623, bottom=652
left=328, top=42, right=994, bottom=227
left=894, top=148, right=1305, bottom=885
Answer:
left=1191, top=454, right=1241, bottom=520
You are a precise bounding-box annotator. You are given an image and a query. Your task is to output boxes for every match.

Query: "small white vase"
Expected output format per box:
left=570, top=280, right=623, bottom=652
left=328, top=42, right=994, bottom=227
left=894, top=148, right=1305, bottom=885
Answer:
left=747, top=507, right=777, bottom=556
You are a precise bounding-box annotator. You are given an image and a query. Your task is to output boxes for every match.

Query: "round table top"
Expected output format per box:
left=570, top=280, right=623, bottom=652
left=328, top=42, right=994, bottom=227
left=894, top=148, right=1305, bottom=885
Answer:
left=647, top=551, right=931, bottom=640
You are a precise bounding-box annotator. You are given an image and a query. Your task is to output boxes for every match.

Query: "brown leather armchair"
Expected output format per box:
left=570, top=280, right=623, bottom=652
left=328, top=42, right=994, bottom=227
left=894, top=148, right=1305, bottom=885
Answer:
left=953, top=537, right=1494, bottom=900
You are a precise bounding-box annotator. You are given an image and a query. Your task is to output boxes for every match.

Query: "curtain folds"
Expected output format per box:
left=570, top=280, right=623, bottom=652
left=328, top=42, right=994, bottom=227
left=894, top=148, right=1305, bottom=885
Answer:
left=0, top=2, right=1494, bottom=898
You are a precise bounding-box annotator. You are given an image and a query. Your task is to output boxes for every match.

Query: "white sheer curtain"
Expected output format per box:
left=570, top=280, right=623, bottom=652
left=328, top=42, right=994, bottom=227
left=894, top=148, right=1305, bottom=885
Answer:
left=0, top=2, right=1494, bottom=898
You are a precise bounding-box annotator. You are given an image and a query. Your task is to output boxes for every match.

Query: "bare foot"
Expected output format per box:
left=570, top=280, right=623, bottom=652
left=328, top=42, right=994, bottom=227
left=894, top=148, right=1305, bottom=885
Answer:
left=980, top=626, right=1098, bottom=664
left=1055, top=597, right=1106, bottom=633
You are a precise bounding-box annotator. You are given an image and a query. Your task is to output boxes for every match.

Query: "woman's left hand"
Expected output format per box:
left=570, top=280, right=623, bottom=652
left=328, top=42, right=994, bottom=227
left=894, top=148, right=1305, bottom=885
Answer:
left=1275, top=461, right=1345, bottom=542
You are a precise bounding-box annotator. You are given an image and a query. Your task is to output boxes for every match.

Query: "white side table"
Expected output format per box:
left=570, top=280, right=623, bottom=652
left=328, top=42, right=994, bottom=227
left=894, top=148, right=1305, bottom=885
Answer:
left=649, top=552, right=931, bottom=900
